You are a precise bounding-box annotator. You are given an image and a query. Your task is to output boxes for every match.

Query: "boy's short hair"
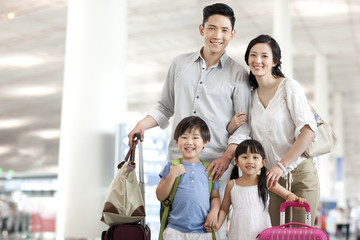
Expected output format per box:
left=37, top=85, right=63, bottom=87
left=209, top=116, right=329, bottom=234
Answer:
left=174, top=116, right=211, bottom=142
left=203, top=3, right=236, bottom=30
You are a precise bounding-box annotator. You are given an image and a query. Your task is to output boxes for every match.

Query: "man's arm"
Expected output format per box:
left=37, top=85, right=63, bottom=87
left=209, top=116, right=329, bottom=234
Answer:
left=128, top=115, right=158, bottom=147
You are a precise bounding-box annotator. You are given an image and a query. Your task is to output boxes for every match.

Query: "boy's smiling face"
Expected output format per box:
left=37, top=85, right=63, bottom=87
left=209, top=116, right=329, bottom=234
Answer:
left=176, top=127, right=208, bottom=163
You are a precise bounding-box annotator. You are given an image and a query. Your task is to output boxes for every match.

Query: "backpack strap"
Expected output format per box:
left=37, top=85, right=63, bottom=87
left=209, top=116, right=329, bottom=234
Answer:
left=159, top=159, right=215, bottom=240
left=200, top=160, right=214, bottom=197
left=159, top=158, right=182, bottom=240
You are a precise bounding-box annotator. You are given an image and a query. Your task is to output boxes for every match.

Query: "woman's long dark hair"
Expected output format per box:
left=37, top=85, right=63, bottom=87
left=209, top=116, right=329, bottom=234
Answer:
left=230, top=139, right=268, bottom=210
left=244, top=34, right=286, bottom=90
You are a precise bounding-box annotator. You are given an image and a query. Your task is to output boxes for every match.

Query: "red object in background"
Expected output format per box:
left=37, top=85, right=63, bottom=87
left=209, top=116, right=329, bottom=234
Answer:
left=30, top=213, right=56, bottom=233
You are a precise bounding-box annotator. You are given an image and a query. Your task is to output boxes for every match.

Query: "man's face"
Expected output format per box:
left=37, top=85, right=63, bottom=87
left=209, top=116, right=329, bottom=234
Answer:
left=199, top=14, right=235, bottom=55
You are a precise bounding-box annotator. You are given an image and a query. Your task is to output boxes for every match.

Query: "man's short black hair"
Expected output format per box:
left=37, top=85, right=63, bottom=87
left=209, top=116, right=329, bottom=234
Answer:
left=203, top=3, right=235, bottom=30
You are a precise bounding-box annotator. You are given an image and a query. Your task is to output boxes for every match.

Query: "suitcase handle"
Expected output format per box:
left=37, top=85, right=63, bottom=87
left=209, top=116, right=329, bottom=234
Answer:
left=277, top=222, right=312, bottom=228
left=280, top=201, right=310, bottom=212
left=280, top=201, right=311, bottom=226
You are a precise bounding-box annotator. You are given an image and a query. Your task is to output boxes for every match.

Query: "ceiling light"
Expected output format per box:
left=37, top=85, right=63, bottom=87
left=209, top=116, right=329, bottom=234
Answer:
left=7, top=12, right=16, bottom=20
left=0, top=118, right=31, bottom=129
left=31, top=129, right=60, bottom=139
left=0, top=55, right=45, bottom=67
left=3, top=86, right=59, bottom=97
left=0, top=145, right=12, bottom=155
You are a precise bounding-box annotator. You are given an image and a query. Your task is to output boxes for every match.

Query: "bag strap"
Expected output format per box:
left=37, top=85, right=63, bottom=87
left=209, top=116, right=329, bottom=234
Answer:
left=200, top=160, right=214, bottom=197
left=118, top=138, right=137, bottom=169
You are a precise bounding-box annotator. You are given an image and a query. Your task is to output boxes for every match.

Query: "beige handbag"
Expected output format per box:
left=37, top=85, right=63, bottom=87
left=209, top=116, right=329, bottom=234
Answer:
left=302, top=104, right=337, bottom=158
left=284, top=78, right=337, bottom=158
left=101, top=140, right=145, bottom=226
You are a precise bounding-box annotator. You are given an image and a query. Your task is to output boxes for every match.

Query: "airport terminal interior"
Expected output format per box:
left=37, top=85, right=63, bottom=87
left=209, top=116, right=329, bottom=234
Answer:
left=0, top=0, right=360, bottom=239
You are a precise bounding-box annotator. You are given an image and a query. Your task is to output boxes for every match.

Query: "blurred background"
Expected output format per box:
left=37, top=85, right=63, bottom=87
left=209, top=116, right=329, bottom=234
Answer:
left=0, top=0, right=359, bottom=239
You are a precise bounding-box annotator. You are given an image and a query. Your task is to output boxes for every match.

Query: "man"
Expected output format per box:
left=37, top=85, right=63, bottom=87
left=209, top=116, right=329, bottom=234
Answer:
left=128, top=3, right=250, bottom=237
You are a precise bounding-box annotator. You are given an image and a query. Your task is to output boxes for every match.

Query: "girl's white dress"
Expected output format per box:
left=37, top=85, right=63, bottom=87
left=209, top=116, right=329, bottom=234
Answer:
left=228, top=180, right=272, bottom=240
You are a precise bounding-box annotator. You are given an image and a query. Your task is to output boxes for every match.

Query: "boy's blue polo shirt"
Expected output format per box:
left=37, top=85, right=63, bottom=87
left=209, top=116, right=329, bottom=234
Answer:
left=159, top=160, right=219, bottom=233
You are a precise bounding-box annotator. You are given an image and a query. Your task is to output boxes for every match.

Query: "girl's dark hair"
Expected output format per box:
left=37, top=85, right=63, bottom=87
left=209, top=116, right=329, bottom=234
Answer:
left=230, top=139, right=268, bottom=210
left=173, top=116, right=211, bottom=143
left=203, top=3, right=235, bottom=30
left=244, top=34, right=285, bottom=89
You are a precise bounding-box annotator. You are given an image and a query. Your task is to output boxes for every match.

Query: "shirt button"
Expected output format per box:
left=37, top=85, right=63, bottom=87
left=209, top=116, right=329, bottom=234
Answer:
left=191, top=180, right=194, bottom=183
left=196, top=96, right=199, bottom=99
left=193, top=110, right=196, bottom=114
left=192, top=171, right=195, bottom=174
left=200, top=81, right=203, bottom=84
left=192, top=163, right=195, bottom=166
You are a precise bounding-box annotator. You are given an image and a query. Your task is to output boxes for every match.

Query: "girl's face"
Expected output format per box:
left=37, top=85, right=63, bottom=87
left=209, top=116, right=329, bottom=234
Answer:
left=236, top=147, right=265, bottom=176
left=248, top=43, right=277, bottom=79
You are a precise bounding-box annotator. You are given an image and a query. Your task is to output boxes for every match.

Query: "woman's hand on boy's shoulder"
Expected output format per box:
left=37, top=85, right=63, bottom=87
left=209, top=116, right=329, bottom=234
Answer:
left=169, top=164, right=185, bottom=178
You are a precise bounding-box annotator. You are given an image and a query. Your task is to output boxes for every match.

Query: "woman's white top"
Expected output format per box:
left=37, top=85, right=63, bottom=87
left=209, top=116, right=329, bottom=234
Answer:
left=250, top=78, right=317, bottom=174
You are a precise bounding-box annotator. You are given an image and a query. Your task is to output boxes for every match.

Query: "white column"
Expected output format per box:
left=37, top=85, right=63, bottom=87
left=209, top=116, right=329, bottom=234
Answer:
left=273, top=0, right=293, bottom=77
left=314, top=53, right=333, bottom=198
left=56, top=0, right=127, bottom=239
left=333, top=93, right=345, bottom=206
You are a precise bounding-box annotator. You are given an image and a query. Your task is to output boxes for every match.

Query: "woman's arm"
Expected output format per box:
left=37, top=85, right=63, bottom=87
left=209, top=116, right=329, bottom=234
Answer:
left=227, top=112, right=248, bottom=135
left=267, top=125, right=315, bottom=188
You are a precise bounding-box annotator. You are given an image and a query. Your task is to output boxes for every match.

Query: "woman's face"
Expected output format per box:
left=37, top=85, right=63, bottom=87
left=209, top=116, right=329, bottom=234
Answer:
left=247, top=43, right=277, bottom=79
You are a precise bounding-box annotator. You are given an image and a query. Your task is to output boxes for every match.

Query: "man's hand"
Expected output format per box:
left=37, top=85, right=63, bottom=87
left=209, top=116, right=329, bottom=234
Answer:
left=128, top=124, right=145, bottom=147
left=206, top=156, right=231, bottom=182
left=127, top=116, right=159, bottom=147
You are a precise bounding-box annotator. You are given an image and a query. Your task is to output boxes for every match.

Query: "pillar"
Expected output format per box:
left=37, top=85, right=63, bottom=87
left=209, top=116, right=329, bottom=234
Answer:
left=333, top=93, right=345, bottom=206
left=314, top=53, right=333, bottom=198
left=56, top=0, right=127, bottom=239
left=273, top=0, right=293, bottom=77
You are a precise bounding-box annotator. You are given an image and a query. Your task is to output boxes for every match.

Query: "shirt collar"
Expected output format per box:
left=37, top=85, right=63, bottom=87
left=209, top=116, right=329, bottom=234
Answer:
left=192, top=48, right=228, bottom=69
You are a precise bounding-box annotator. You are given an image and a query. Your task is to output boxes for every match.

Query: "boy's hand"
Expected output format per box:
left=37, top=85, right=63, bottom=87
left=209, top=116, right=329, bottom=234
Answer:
left=227, top=112, right=247, bottom=135
left=169, top=164, right=185, bottom=178
left=204, top=210, right=218, bottom=232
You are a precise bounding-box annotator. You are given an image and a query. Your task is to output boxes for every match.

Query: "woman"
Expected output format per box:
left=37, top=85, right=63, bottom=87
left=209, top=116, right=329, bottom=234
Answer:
left=228, top=34, right=319, bottom=226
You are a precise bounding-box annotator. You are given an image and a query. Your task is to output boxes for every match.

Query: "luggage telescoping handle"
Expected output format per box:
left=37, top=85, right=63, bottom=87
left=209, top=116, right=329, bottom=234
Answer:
left=280, top=201, right=311, bottom=226
left=134, top=132, right=146, bottom=227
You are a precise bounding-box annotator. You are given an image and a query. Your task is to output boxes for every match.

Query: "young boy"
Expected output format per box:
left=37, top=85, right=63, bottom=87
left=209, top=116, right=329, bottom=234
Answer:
left=156, top=116, right=220, bottom=240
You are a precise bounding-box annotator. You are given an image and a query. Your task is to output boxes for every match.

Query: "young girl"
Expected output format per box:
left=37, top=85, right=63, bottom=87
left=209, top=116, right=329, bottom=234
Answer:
left=209, top=139, right=306, bottom=240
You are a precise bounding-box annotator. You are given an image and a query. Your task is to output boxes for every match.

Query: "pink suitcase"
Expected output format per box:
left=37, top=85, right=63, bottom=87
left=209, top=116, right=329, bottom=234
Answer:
left=256, top=201, right=329, bottom=240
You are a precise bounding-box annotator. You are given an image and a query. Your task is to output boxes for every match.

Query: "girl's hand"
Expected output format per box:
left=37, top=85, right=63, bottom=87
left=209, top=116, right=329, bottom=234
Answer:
left=266, top=165, right=283, bottom=189
left=295, top=196, right=306, bottom=205
left=287, top=196, right=307, bottom=210
left=204, top=210, right=218, bottom=232
left=227, top=112, right=247, bottom=135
